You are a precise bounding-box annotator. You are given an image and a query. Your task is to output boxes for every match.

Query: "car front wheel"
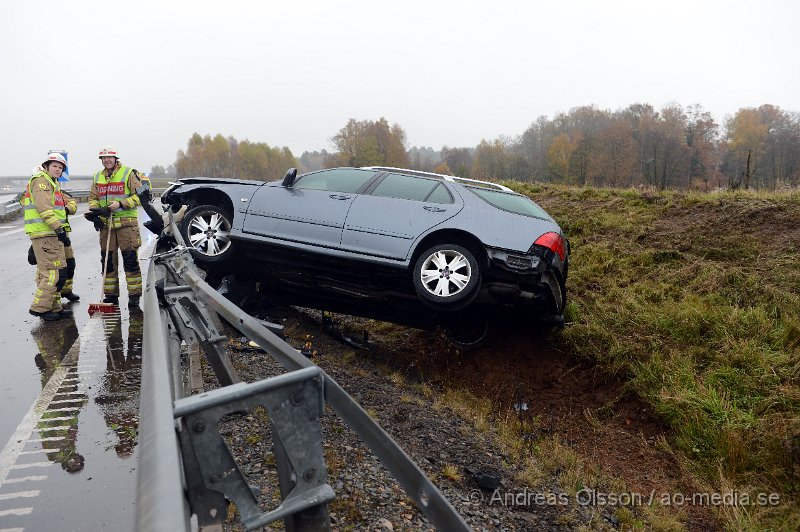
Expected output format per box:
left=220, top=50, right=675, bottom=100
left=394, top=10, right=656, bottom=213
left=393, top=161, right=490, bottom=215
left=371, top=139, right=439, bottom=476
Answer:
left=181, top=205, right=233, bottom=262
left=413, top=244, right=481, bottom=310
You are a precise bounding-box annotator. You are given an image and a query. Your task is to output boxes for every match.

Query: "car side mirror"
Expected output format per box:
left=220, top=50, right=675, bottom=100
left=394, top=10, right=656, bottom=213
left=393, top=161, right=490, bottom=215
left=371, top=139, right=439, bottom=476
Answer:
left=282, top=168, right=297, bottom=188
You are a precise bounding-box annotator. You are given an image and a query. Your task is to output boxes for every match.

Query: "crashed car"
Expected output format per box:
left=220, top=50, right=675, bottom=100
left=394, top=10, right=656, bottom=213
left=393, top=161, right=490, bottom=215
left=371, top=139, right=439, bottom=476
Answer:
left=161, top=166, right=569, bottom=346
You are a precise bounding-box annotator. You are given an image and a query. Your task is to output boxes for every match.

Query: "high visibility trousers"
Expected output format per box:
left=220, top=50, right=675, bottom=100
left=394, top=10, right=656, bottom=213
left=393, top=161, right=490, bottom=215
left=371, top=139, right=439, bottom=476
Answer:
left=30, top=236, right=66, bottom=314
left=99, top=225, right=142, bottom=297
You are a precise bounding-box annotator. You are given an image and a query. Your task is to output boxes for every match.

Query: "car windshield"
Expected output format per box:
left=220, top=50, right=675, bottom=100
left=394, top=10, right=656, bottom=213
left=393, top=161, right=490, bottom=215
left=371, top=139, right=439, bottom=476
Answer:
left=468, top=187, right=551, bottom=220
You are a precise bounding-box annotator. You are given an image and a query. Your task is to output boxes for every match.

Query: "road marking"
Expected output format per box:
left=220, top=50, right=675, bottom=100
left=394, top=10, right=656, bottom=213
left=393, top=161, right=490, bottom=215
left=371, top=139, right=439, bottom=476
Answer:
left=0, top=508, right=33, bottom=517
left=9, top=463, right=53, bottom=470
left=25, top=438, right=63, bottom=444
left=32, top=426, right=72, bottom=433
left=0, top=491, right=39, bottom=501
left=0, top=227, right=26, bottom=238
left=35, top=416, right=76, bottom=424
left=36, top=407, right=80, bottom=414
left=2, top=476, right=47, bottom=484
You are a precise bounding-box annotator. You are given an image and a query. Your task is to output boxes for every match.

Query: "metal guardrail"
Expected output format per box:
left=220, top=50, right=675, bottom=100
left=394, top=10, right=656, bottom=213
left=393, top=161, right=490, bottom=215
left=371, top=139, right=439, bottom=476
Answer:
left=137, top=258, right=192, bottom=531
left=136, top=209, right=471, bottom=531
left=0, top=193, right=22, bottom=218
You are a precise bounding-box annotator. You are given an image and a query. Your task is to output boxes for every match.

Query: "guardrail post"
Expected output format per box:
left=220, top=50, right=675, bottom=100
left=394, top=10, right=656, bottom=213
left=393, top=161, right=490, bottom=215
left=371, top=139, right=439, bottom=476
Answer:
left=273, top=424, right=332, bottom=531
left=177, top=421, right=228, bottom=529
left=174, top=368, right=334, bottom=531
left=161, top=285, right=241, bottom=386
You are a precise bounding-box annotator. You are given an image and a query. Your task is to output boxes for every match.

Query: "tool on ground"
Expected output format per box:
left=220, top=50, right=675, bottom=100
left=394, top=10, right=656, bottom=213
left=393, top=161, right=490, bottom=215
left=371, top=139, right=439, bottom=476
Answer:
left=88, top=215, right=116, bottom=315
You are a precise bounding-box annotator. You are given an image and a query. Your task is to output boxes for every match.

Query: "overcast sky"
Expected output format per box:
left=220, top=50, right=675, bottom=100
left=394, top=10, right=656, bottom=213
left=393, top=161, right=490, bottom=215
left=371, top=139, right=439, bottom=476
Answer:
left=1, top=0, right=798, bottom=176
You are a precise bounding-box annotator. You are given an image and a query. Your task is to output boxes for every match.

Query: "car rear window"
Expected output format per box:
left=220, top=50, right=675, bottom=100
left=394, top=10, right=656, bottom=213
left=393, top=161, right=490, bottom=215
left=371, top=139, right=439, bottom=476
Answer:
left=468, top=187, right=551, bottom=220
left=372, top=173, right=436, bottom=201
left=425, top=183, right=453, bottom=204
left=295, top=168, right=376, bottom=193
left=371, top=173, right=452, bottom=204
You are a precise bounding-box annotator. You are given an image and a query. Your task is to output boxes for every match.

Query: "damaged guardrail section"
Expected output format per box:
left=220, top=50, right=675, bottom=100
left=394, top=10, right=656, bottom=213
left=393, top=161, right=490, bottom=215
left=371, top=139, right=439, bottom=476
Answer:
left=136, top=210, right=470, bottom=531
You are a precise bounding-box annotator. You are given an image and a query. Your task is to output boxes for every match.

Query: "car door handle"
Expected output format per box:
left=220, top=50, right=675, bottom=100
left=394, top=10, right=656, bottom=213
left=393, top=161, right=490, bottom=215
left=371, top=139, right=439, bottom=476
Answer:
left=423, top=206, right=447, bottom=212
left=329, top=194, right=351, bottom=200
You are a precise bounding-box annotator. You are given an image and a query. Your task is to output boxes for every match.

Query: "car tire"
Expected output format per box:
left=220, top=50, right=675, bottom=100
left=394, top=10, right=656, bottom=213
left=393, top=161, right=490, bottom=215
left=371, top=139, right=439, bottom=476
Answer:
left=443, top=315, right=492, bottom=351
left=181, top=205, right=233, bottom=262
left=413, top=244, right=481, bottom=310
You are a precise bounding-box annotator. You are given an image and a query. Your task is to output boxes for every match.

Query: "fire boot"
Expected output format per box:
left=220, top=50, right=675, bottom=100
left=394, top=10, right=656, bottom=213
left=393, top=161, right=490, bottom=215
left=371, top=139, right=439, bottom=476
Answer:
left=29, top=309, right=61, bottom=321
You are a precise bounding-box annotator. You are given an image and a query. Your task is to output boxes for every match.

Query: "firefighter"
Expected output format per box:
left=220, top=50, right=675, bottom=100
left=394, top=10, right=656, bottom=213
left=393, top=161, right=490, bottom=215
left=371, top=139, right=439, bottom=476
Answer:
left=25, top=164, right=79, bottom=301
left=21, top=153, right=74, bottom=321
left=88, top=147, right=144, bottom=308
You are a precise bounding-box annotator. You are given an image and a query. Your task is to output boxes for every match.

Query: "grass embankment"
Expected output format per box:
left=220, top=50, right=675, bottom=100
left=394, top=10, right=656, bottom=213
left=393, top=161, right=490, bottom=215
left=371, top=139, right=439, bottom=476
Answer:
left=507, top=183, right=800, bottom=528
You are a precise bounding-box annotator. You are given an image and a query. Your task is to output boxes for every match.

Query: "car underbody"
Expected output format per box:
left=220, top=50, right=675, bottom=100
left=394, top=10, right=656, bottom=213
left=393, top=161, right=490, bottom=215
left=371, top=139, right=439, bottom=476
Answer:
left=201, top=238, right=566, bottom=336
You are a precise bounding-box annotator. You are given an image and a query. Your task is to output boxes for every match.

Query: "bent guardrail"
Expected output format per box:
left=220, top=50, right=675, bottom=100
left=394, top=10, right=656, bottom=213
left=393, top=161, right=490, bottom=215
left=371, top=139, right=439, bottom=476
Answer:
left=137, top=209, right=471, bottom=531
left=0, top=193, right=22, bottom=221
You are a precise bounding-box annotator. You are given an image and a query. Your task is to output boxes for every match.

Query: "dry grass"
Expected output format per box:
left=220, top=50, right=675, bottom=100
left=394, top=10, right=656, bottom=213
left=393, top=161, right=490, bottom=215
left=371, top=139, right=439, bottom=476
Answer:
left=507, top=183, right=800, bottom=529
left=441, top=463, right=463, bottom=482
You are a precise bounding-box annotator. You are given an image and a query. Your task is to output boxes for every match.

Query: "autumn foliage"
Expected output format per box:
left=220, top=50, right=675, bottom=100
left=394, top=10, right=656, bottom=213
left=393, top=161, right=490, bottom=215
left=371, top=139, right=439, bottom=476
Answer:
left=173, top=133, right=297, bottom=181
left=164, top=103, right=800, bottom=191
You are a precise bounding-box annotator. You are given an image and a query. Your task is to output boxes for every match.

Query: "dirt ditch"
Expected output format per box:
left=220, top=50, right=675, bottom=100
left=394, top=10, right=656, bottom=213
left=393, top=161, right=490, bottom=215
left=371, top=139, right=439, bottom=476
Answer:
left=210, top=309, right=718, bottom=530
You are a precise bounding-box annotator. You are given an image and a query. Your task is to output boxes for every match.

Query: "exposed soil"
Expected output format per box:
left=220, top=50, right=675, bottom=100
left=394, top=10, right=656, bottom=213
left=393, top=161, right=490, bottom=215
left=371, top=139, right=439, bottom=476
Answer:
left=210, top=307, right=719, bottom=531
left=337, top=315, right=719, bottom=531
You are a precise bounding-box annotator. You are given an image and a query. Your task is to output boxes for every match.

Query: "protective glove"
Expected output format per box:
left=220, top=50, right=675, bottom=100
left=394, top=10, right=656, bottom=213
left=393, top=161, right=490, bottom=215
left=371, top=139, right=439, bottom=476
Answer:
left=27, top=245, right=37, bottom=265
left=90, top=206, right=112, bottom=217
left=66, top=200, right=77, bottom=215
left=55, top=227, right=69, bottom=244
left=85, top=210, right=105, bottom=231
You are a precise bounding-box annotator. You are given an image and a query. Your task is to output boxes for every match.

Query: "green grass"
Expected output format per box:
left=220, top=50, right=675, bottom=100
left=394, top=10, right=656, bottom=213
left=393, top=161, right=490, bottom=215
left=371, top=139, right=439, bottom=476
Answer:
left=505, top=183, right=800, bottom=528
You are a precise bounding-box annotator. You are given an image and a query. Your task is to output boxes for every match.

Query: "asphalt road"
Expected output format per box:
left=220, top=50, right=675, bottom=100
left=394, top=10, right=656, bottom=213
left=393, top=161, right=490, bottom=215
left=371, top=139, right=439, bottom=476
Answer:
left=0, top=204, right=157, bottom=530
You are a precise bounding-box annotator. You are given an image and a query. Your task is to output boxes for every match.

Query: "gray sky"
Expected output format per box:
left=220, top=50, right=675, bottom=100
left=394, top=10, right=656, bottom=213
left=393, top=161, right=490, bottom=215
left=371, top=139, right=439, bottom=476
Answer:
left=1, top=0, right=798, bottom=176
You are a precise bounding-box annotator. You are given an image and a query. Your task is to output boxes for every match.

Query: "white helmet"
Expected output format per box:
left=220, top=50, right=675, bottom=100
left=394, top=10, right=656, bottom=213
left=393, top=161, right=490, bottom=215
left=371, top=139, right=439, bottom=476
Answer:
left=98, top=146, right=119, bottom=159
left=43, top=152, right=67, bottom=170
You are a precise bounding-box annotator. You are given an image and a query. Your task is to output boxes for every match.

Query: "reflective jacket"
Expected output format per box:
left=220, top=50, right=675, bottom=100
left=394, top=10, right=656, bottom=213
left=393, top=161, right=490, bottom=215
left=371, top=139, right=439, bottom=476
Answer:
left=20, top=172, right=67, bottom=238
left=90, top=166, right=142, bottom=228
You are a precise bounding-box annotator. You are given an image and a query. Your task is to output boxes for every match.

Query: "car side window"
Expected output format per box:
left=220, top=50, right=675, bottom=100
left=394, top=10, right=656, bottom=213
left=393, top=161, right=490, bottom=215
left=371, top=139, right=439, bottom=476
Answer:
left=371, top=173, right=443, bottom=202
left=424, top=183, right=454, bottom=204
left=294, top=168, right=376, bottom=193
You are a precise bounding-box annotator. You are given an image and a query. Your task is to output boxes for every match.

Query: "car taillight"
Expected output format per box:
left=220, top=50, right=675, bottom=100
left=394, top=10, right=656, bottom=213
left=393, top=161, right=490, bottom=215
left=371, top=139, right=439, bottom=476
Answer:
left=534, top=232, right=566, bottom=261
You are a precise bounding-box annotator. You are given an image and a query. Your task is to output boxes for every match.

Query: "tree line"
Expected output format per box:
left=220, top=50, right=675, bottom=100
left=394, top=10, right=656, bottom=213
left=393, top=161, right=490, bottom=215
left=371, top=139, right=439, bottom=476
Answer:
left=152, top=103, right=800, bottom=190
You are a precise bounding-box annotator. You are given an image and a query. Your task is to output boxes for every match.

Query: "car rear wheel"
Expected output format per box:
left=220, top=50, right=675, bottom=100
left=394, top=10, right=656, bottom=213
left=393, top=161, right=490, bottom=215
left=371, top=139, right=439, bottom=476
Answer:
left=443, top=315, right=492, bottom=351
left=182, top=205, right=233, bottom=262
left=413, top=244, right=481, bottom=310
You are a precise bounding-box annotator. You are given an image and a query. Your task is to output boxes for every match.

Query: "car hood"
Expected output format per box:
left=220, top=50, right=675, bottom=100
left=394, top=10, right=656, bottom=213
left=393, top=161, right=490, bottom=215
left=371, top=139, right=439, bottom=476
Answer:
left=169, top=177, right=271, bottom=187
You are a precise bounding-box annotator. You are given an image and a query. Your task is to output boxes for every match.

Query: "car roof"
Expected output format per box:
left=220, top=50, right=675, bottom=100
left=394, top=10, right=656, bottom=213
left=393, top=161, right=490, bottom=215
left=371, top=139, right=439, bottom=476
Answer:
left=361, top=166, right=514, bottom=193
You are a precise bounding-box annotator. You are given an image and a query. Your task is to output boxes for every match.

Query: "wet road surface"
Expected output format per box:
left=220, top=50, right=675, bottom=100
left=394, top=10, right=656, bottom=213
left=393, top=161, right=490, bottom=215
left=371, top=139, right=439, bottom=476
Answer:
left=0, top=205, right=155, bottom=530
